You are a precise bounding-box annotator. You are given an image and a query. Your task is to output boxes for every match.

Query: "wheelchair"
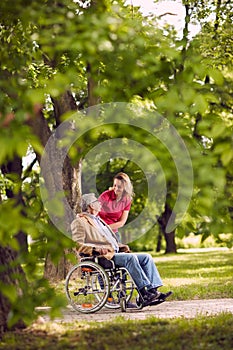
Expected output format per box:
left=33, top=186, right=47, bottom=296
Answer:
left=65, top=255, right=143, bottom=314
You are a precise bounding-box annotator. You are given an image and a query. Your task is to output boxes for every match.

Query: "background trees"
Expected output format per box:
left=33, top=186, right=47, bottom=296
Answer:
left=0, top=0, right=232, bottom=335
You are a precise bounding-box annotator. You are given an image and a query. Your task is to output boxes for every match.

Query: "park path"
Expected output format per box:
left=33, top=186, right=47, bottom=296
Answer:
left=37, top=298, right=233, bottom=323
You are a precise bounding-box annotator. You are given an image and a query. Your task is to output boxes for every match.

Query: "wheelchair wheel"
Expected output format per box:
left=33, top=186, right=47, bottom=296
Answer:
left=104, top=268, right=135, bottom=310
left=65, top=261, right=110, bottom=313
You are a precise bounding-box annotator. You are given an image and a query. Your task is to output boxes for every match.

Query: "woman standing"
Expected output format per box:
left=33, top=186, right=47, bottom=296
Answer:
left=98, top=172, right=134, bottom=242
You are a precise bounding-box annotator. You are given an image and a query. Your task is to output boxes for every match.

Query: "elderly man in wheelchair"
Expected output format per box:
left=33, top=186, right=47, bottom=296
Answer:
left=65, top=193, right=172, bottom=313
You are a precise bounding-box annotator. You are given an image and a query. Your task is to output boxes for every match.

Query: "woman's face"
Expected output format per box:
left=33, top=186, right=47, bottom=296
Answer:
left=113, top=178, right=125, bottom=197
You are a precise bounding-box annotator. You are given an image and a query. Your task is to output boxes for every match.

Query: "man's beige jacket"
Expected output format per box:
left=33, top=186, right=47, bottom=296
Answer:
left=71, top=213, right=128, bottom=259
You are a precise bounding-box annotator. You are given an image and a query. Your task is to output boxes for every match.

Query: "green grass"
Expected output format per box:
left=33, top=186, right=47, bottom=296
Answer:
left=53, top=248, right=233, bottom=301
left=1, top=313, right=232, bottom=350
left=152, top=249, right=233, bottom=300
left=1, top=248, right=233, bottom=349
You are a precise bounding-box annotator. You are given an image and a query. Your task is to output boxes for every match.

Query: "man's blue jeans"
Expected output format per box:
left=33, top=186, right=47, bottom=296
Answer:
left=112, top=252, right=163, bottom=291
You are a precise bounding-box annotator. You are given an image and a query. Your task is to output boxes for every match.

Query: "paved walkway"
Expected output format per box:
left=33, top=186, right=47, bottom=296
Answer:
left=37, top=299, right=233, bottom=323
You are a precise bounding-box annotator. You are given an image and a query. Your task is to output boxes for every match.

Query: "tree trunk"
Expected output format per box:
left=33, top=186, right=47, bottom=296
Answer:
left=156, top=230, right=163, bottom=253
left=87, top=63, right=100, bottom=107
left=163, top=230, right=177, bottom=254
left=43, top=248, right=72, bottom=281
left=1, top=157, right=28, bottom=253
left=42, top=59, right=100, bottom=280
left=214, top=0, right=222, bottom=34
left=0, top=154, right=30, bottom=336
left=157, top=203, right=177, bottom=254
left=0, top=246, right=26, bottom=337
left=31, top=91, right=82, bottom=281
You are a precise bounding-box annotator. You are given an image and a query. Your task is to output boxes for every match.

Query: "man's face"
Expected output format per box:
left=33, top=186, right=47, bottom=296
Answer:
left=90, top=200, right=102, bottom=213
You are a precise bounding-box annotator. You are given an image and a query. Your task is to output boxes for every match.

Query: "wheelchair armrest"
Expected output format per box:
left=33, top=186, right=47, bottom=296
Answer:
left=79, top=252, right=91, bottom=257
left=79, top=253, right=96, bottom=263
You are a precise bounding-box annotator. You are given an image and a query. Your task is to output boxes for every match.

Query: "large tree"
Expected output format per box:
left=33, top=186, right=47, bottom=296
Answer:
left=0, top=0, right=232, bottom=335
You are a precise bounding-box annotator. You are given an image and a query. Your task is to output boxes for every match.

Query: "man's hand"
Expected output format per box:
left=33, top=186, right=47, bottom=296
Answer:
left=93, top=247, right=110, bottom=256
left=125, top=245, right=131, bottom=253
left=119, top=244, right=131, bottom=253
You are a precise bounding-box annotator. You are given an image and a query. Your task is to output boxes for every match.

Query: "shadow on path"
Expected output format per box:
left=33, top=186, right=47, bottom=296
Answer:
left=36, top=298, right=233, bottom=323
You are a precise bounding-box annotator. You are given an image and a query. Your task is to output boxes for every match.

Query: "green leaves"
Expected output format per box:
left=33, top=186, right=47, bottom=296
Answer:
left=220, top=146, right=233, bottom=167
left=207, top=68, right=224, bottom=85
left=0, top=202, right=23, bottom=248
left=0, top=123, right=42, bottom=164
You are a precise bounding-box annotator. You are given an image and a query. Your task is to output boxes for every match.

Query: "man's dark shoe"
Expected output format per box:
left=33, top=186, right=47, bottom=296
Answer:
left=159, top=291, right=173, bottom=300
left=141, top=290, right=161, bottom=307
left=149, top=291, right=173, bottom=306
left=148, top=287, right=158, bottom=294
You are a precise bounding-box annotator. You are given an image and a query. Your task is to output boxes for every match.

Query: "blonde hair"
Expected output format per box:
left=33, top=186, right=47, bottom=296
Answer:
left=113, top=172, right=134, bottom=200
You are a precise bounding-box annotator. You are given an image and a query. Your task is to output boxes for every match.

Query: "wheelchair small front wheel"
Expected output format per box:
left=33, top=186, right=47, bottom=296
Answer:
left=120, top=297, right=127, bottom=312
left=135, top=295, right=143, bottom=310
left=65, top=261, right=110, bottom=313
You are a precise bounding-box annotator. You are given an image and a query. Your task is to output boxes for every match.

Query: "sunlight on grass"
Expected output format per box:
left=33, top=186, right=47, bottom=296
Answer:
left=163, top=277, right=233, bottom=286
left=163, top=278, right=202, bottom=286
left=29, top=320, right=90, bottom=335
